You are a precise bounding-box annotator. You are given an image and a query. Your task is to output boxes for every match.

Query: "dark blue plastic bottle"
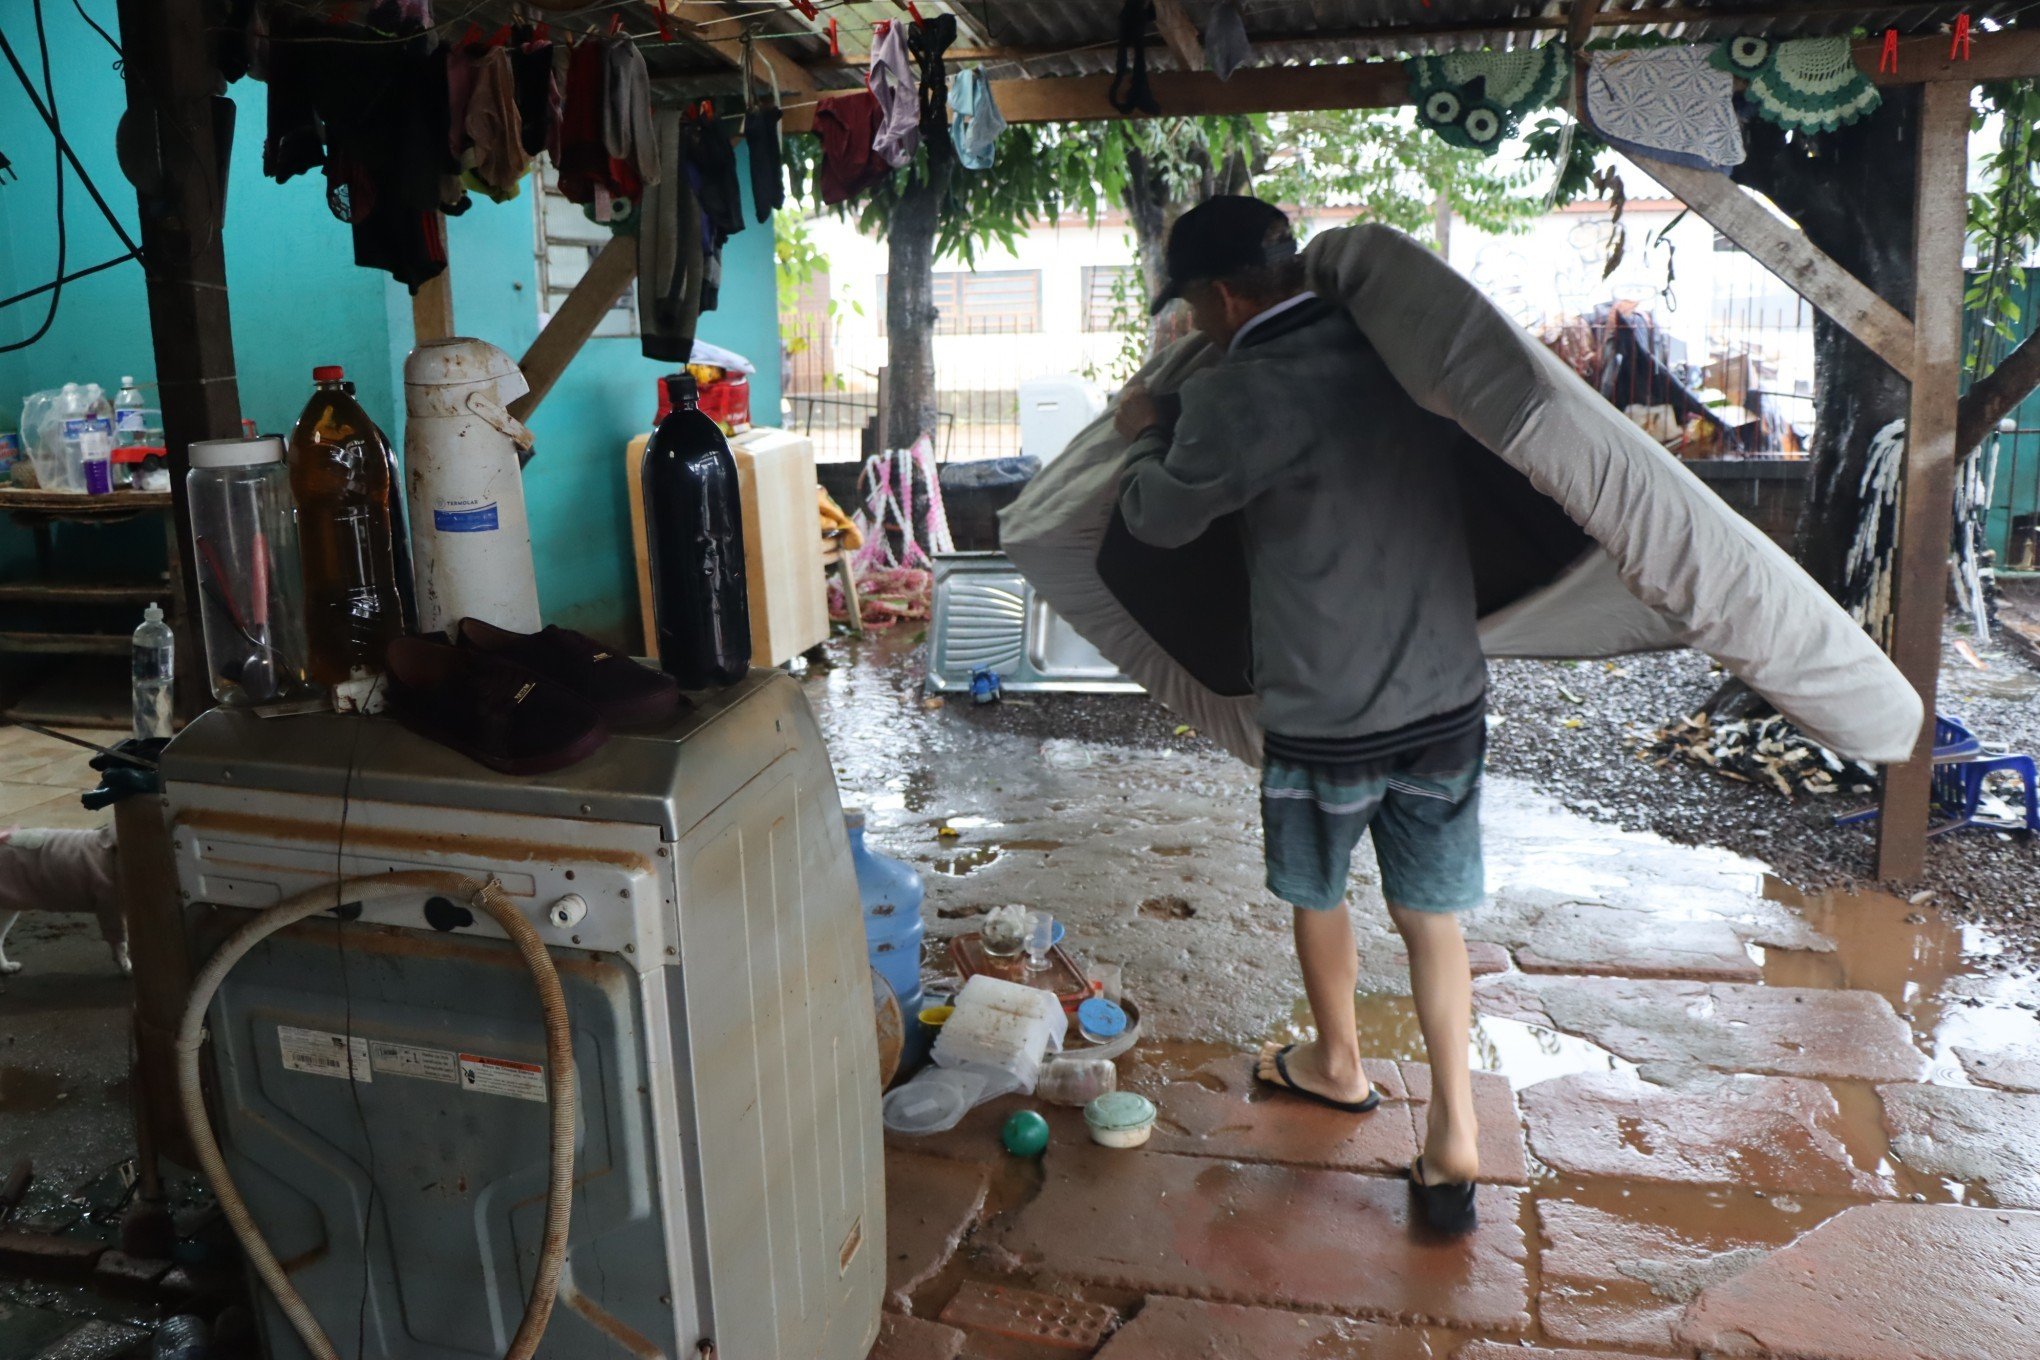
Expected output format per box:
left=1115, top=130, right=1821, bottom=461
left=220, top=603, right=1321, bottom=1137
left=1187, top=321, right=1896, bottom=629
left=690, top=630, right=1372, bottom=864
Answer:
left=643, top=372, right=750, bottom=688
left=845, top=807, right=925, bottom=1018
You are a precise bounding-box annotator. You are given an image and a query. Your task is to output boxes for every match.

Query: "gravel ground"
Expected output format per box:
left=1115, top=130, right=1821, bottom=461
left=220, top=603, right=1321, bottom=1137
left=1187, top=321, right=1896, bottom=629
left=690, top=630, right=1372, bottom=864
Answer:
left=848, top=608, right=2040, bottom=971
left=1484, top=617, right=2040, bottom=968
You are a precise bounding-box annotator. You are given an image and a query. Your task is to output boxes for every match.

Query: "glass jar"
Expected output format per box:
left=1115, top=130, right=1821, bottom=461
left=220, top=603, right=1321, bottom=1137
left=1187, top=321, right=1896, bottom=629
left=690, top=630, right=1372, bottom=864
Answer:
left=187, top=436, right=312, bottom=706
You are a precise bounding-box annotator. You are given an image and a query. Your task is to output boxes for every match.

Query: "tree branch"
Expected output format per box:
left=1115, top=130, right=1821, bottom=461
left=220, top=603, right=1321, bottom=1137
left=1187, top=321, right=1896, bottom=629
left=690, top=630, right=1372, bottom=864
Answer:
left=1959, top=328, right=2040, bottom=456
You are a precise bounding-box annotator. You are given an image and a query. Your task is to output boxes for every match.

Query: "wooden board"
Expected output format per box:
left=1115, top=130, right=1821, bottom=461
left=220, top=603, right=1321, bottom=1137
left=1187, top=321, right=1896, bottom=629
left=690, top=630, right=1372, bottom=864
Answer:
left=626, top=426, right=829, bottom=666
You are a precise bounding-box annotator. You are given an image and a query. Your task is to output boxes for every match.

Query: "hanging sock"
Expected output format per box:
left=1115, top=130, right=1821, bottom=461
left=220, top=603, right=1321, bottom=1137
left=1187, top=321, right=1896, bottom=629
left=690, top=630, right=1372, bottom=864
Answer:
left=1204, top=0, right=1253, bottom=81
left=1109, top=0, right=1161, bottom=115
left=869, top=20, right=920, bottom=167
left=1584, top=45, right=1744, bottom=174
left=744, top=103, right=786, bottom=220
left=688, top=105, right=747, bottom=240
left=949, top=69, right=1006, bottom=170
left=1711, top=36, right=1881, bottom=134
left=640, top=107, right=705, bottom=362
left=463, top=46, right=528, bottom=202
left=815, top=90, right=892, bottom=204
left=910, top=13, right=958, bottom=167
left=1406, top=43, right=1570, bottom=154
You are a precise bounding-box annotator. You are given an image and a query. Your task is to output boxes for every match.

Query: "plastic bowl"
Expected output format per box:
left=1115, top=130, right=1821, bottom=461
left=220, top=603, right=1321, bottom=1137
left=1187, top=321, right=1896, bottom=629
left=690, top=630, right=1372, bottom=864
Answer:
left=1083, top=1091, right=1157, bottom=1149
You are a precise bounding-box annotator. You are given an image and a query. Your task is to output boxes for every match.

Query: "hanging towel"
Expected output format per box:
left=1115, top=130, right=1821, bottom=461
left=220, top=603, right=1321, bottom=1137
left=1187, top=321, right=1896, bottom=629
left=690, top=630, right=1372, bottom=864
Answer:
left=640, top=107, right=705, bottom=363
left=949, top=69, right=1006, bottom=170
left=745, top=103, right=786, bottom=220
left=1205, top=0, right=1253, bottom=81
left=1585, top=45, right=1744, bottom=174
left=816, top=90, right=892, bottom=204
left=1711, top=36, right=1881, bottom=135
left=869, top=21, right=920, bottom=167
left=463, top=47, right=527, bottom=201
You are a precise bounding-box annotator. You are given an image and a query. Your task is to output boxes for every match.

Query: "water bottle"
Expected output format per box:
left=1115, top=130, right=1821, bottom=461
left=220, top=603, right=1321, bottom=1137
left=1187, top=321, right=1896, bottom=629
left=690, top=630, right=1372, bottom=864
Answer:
left=76, top=414, right=113, bottom=496
left=845, top=808, right=926, bottom=1018
left=114, top=376, right=147, bottom=446
left=152, top=1314, right=208, bottom=1360
left=132, top=602, right=175, bottom=739
left=642, top=371, right=750, bottom=688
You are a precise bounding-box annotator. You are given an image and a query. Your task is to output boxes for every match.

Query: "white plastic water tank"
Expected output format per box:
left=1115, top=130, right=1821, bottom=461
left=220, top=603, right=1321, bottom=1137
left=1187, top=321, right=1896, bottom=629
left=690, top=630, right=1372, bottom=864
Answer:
left=1018, top=374, right=1104, bottom=465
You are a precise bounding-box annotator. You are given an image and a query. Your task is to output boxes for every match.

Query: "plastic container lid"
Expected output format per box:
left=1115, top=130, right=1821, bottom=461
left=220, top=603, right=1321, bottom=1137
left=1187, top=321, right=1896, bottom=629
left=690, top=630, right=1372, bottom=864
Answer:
left=312, top=365, right=345, bottom=382
left=1083, top=1091, right=1156, bottom=1131
left=1077, top=997, right=1127, bottom=1042
left=842, top=807, right=866, bottom=831
left=188, top=436, right=285, bottom=468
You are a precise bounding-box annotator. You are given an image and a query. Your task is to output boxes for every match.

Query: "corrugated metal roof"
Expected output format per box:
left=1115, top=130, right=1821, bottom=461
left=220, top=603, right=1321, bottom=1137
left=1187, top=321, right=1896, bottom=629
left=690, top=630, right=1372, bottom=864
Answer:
left=649, top=0, right=2034, bottom=94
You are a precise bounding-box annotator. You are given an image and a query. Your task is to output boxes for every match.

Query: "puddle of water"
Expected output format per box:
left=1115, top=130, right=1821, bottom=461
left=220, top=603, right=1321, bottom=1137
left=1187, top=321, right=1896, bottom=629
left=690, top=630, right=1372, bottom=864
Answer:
left=928, top=846, right=1002, bottom=877
left=0, top=1068, right=69, bottom=1115
left=1271, top=994, right=1639, bottom=1089
left=1760, top=880, right=2040, bottom=1082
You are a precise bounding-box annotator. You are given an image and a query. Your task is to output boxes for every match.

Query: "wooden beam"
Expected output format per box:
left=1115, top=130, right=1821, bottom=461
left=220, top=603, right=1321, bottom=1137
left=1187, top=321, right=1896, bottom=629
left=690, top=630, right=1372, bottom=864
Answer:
left=1868, top=30, right=2040, bottom=85
left=116, top=0, right=243, bottom=723
left=1154, top=0, right=1205, bottom=72
left=1567, top=0, right=1601, bottom=53
left=1627, top=154, right=1917, bottom=378
left=509, top=234, right=640, bottom=425
left=412, top=253, right=455, bottom=344
left=1875, top=78, right=1972, bottom=883
left=660, top=1, right=821, bottom=98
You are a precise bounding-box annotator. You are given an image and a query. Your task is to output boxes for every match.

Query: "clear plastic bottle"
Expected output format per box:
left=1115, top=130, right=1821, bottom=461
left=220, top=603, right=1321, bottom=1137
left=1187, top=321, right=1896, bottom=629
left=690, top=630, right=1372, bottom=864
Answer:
left=132, top=602, right=175, bottom=739
left=114, top=376, right=147, bottom=447
left=287, top=365, right=409, bottom=712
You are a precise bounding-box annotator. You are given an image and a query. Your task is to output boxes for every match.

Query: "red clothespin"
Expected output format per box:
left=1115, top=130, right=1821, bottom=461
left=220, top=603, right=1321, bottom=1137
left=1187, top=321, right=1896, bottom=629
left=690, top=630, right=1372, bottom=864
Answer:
left=461, top=22, right=484, bottom=46
left=534, top=21, right=549, bottom=42
left=1879, top=28, right=1900, bottom=73
left=791, top=0, right=819, bottom=19
left=491, top=24, right=513, bottom=47
left=654, top=4, right=673, bottom=42
left=828, top=17, right=840, bottom=56
left=607, top=12, right=624, bottom=37
left=1951, top=13, right=1973, bottom=61
left=904, top=2, right=926, bottom=25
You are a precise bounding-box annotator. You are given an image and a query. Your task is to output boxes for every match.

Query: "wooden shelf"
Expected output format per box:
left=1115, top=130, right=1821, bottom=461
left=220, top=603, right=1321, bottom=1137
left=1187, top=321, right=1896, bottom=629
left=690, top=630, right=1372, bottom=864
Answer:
left=0, top=579, right=171, bottom=606
left=0, top=488, right=172, bottom=519
left=0, top=631, right=130, bottom=656
left=0, top=659, right=131, bottom=729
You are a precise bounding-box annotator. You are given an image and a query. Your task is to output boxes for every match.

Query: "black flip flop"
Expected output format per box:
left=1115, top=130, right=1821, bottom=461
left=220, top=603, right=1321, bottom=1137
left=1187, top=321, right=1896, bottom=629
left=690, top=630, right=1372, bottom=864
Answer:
left=1254, top=1044, right=1381, bottom=1114
left=1410, top=1156, right=1478, bottom=1234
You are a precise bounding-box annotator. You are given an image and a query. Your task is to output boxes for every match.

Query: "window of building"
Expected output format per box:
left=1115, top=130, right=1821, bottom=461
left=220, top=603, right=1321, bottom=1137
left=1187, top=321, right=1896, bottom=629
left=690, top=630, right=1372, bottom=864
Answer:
left=533, top=159, right=638, bottom=336
left=875, top=270, right=1043, bottom=335
left=1082, top=265, right=1139, bottom=332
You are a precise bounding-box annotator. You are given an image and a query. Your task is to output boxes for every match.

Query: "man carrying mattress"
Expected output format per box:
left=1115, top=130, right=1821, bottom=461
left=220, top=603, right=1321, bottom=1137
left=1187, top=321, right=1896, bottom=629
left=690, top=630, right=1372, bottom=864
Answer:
left=1112, top=195, right=1487, bottom=1233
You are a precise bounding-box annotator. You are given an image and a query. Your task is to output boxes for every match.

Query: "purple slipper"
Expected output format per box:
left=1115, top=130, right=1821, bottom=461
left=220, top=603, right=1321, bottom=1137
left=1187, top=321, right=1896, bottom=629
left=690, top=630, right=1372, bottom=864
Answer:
left=386, top=636, right=609, bottom=775
left=454, top=618, right=683, bottom=727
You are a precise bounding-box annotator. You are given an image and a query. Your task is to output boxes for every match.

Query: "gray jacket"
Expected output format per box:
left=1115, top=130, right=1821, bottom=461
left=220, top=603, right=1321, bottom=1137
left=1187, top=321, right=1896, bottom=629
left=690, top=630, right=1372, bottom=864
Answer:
left=1117, top=297, right=1486, bottom=741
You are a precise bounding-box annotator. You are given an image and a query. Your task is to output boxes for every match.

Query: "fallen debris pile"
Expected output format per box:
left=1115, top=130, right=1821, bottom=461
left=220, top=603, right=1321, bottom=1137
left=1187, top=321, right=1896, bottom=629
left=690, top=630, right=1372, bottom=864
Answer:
left=1647, top=711, right=1879, bottom=799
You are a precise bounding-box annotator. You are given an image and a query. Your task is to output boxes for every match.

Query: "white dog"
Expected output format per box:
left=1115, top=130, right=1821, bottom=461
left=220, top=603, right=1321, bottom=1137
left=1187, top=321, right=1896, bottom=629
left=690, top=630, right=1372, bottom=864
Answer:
left=0, top=825, right=129, bottom=975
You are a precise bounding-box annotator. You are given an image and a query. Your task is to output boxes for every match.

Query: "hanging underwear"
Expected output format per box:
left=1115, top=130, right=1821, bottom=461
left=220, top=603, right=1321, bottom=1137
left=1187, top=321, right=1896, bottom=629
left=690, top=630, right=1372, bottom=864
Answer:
left=869, top=20, right=920, bottom=167
left=910, top=13, right=957, bottom=167
left=949, top=69, right=1006, bottom=171
left=744, top=103, right=786, bottom=221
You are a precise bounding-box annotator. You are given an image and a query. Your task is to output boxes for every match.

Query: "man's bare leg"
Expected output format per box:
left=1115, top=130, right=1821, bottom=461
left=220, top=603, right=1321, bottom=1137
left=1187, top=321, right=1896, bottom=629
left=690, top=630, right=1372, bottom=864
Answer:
left=1256, top=903, right=1371, bottom=1104
left=1391, top=902, right=1480, bottom=1183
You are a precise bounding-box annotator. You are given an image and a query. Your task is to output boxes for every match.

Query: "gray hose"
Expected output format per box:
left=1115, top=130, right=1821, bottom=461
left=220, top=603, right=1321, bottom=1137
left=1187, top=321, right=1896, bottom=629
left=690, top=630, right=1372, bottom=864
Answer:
left=175, top=870, right=576, bottom=1360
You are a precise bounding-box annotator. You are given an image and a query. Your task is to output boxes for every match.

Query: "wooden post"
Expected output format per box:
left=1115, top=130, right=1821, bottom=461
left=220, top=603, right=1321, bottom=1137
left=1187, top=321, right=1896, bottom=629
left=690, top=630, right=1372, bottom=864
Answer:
left=116, top=0, right=243, bottom=722
left=412, top=249, right=455, bottom=344
left=508, top=233, right=638, bottom=424
left=1875, top=79, right=1972, bottom=881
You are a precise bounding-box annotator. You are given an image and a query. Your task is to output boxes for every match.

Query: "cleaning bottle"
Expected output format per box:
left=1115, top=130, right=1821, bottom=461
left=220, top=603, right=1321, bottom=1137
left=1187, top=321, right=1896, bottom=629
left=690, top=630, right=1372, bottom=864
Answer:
left=287, top=365, right=409, bottom=712
left=132, top=602, right=175, bottom=739
left=641, top=371, right=750, bottom=688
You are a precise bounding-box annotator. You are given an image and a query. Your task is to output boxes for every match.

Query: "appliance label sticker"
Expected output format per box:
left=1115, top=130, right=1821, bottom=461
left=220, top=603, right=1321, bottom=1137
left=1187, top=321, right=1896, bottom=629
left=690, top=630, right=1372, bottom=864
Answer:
left=458, top=1053, right=546, bottom=1102
left=433, top=504, right=500, bottom=533
left=369, top=1042, right=460, bottom=1084
left=278, top=1026, right=372, bottom=1083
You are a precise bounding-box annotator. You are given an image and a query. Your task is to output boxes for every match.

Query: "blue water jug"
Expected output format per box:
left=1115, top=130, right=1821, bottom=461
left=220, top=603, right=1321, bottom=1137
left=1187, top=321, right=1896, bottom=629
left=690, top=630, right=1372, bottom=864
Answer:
left=845, top=807, right=925, bottom=1018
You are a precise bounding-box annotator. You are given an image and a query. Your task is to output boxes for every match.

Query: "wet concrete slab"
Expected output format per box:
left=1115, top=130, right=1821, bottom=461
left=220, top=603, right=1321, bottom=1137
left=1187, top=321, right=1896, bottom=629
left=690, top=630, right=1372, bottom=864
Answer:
left=1536, top=1195, right=1773, bottom=1351
left=1092, top=1296, right=1433, bottom=1359
left=1511, top=901, right=1760, bottom=982
left=870, top=1312, right=968, bottom=1360
left=1474, top=975, right=1927, bottom=1084
left=1454, top=1345, right=1663, bottom=1360
left=1520, top=1072, right=1886, bottom=1194
left=1879, top=1083, right=2040, bottom=1208
left=1397, top=1065, right=1530, bottom=1187
left=990, top=1147, right=1530, bottom=1331
left=888, top=1151, right=992, bottom=1311
left=1955, top=1043, right=2040, bottom=1092
left=1677, top=1203, right=2040, bottom=1360
left=1145, top=1055, right=1418, bottom=1176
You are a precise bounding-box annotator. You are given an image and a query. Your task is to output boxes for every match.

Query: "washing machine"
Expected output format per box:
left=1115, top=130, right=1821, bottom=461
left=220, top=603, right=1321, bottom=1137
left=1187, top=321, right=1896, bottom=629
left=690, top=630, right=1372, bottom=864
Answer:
left=161, top=671, right=883, bottom=1360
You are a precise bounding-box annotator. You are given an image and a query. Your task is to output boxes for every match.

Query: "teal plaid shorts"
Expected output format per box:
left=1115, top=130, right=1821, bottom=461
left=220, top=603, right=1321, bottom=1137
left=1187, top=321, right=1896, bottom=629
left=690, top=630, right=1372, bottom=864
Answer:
left=1260, top=750, right=1485, bottom=913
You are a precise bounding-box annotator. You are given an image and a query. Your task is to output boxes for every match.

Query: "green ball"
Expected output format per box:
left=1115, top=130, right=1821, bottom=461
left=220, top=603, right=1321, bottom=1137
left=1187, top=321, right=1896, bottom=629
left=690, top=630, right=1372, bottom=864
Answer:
left=1001, top=1109, right=1051, bottom=1157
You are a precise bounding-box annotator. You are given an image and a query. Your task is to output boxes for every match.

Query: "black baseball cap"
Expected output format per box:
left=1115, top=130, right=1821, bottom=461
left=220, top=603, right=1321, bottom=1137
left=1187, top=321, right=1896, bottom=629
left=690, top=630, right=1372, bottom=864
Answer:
left=1151, top=195, right=1298, bottom=315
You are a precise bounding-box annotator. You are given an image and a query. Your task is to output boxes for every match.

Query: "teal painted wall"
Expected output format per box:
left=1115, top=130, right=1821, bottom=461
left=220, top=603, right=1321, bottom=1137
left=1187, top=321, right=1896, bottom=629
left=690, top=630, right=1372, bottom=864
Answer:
left=0, top=1, right=781, bottom=644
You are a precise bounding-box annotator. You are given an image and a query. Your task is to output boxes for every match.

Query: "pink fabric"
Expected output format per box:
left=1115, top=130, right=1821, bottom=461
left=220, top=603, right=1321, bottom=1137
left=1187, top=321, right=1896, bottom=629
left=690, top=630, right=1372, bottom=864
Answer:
left=0, top=824, right=120, bottom=943
left=868, top=21, right=920, bottom=167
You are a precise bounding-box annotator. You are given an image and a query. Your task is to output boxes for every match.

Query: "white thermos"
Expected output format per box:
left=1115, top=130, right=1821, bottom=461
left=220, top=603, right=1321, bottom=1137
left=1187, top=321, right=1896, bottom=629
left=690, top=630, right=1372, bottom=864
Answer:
left=403, top=338, right=541, bottom=636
